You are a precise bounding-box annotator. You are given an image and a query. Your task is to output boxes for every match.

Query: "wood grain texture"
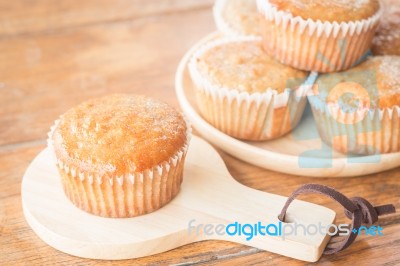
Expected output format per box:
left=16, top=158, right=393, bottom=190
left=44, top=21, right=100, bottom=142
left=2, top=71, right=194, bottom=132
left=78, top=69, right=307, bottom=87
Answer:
left=0, top=7, right=214, bottom=147
left=0, top=0, right=214, bottom=37
left=21, top=136, right=335, bottom=262
left=0, top=1, right=399, bottom=265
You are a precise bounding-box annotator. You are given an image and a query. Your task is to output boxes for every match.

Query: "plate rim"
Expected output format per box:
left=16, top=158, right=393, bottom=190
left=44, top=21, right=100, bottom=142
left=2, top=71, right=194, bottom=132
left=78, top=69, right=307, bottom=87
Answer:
left=175, top=32, right=400, bottom=177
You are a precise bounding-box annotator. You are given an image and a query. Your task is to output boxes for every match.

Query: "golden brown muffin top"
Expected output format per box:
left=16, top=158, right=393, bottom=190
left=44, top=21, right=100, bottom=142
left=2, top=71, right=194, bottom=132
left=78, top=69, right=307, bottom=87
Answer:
left=268, top=0, right=380, bottom=22
left=315, top=56, right=400, bottom=109
left=196, top=40, right=308, bottom=93
left=52, top=94, right=188, bottom=176
left=372, top=0, right=400, bottom=56
left=222, top=0, right=260, bottom=36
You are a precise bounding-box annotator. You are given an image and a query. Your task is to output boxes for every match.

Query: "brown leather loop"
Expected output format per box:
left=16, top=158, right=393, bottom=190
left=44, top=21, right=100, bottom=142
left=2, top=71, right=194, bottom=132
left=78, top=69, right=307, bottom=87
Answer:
left=344, top=197, right=396, bottom=226
left=279, top=184, right=396, bottom=255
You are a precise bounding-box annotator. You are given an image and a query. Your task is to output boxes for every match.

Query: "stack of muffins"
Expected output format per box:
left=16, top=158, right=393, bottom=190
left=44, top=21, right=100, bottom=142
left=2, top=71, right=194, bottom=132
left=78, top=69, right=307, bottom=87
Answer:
left=190, top=0, right=400, bottom=155
left=48, top=0, right=399, bottom=219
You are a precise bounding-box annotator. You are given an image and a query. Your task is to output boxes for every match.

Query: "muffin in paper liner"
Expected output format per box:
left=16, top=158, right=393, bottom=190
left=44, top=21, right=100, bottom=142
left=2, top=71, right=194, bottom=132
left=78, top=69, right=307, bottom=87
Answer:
left=307, top=56, right=400, bottom=155
left=188, top=36, right=316, bottom=141
left=308, top=95, right=400, bottom=155
left=47, top=95, right=191, bottom=218
left=213, top=0, right=261, bottom=37
left=372, top=0, right=400, bottom=56
left=256, top=0, right=382, bottom=73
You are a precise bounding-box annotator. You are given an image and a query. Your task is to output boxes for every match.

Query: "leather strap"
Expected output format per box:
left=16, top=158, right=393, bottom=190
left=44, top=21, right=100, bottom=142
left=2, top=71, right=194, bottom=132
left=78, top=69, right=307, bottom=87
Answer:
left=278, top=184, right=395, bottom=255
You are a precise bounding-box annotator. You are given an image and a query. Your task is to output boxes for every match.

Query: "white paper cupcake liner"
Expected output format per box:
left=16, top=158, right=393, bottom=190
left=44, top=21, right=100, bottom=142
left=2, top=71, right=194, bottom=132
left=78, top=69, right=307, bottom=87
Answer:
left=189, top=36, right=317, bottom=140
left=256, top=0, right=383, bottom=72
left=213, top=0, right=260, bottom=37
left=47, top=117, right=191, bottom=218
left=308, top=94, right=400, bottom=154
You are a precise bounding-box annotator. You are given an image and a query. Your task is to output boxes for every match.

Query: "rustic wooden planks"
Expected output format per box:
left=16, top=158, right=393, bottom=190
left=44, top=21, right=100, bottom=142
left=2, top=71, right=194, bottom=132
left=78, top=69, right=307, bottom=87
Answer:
left=0, top=1, right=399, bottom=265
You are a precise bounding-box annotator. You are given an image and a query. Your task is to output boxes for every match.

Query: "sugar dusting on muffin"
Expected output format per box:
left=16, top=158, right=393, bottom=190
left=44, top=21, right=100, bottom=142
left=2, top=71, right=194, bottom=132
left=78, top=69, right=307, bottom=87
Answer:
left=50, top=94, right=190, bottom=217
left=53, top=94, right=187, bottom=175
left=309, top=55, right=399, bottom=154
left=372, top=0, right=400, bottom=55
left=196, top=40, right=307, bottom=93
left=189, top=36, right=312, bottom=141
left=374, top=6, right=400, bottom=46
left=221, top=0, right=260, bottom=36
left=379, top=56, right=400, bottom=88
left=268, top=0, right=380, bottom=22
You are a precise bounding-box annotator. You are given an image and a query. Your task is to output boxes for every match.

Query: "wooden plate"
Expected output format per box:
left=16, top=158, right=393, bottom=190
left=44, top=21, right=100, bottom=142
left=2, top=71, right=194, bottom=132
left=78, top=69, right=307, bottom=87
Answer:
left=175, top=32, right=400, bottom=178
left=21, top=136, right=335, bottom=262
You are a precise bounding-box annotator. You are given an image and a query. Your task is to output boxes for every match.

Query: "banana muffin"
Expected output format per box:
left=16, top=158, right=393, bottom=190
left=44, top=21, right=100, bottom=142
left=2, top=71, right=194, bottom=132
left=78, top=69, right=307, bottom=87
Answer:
left=309, top=56, right=400, bottom=154
left=257, top=0, right=382, bottom=72
left=189, top=36, right=310, bottom=141
left=48, top=94, right=190, bottom=218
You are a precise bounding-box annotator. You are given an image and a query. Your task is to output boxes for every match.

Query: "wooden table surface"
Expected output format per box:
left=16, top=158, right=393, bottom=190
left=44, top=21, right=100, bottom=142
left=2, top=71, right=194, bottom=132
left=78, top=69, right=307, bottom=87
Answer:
left=1, top=1, right=399, bottom=265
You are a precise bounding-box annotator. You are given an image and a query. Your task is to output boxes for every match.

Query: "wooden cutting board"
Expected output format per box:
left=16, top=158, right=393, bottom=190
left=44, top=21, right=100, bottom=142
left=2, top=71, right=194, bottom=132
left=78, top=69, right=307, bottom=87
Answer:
left=21, top=136, right=335, bottom=262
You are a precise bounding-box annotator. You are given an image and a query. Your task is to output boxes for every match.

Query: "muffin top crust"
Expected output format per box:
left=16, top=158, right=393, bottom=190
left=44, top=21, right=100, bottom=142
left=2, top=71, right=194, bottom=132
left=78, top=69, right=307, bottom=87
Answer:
left=314, top=56, right=400, bottom=109
left=51, top=94, right=188, bottom=176
left=221, top=0, right=260, bottom=36
left=372, top=0, right=400, bottom=55
left=195, top=40, right=308, bottom=93
left=268, top=0, right=380, bottom=22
